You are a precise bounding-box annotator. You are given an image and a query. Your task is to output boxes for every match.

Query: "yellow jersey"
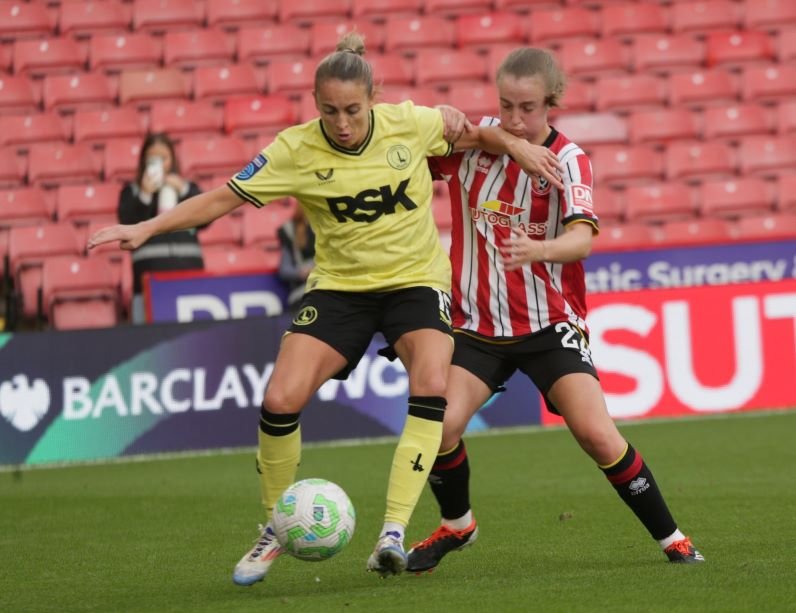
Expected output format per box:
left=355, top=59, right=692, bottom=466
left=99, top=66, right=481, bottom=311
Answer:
left=227, top=101, right=453, bottom=293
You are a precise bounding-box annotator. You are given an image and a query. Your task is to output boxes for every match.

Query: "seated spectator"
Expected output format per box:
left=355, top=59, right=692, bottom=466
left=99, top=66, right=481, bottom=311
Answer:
left=118, top=133, right=204, bottom=324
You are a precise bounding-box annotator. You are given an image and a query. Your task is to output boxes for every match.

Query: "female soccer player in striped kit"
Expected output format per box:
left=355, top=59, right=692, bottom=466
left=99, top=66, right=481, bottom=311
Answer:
left=406, top=48, right=704, bottom=572
left=88, top=34, right=563, bottom=583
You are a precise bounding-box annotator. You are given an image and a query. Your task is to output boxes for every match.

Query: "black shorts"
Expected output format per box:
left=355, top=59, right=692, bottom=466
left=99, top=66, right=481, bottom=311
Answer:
left=452, top=322, right=599, bottom=415
left=289, top=287, right=452, bottom=380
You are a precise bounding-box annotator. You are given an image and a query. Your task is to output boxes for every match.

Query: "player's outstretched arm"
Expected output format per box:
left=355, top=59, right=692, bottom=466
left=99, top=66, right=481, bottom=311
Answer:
left=88, top=185, right=244, bottom=251
left=463, top=125, right=564, bottom=191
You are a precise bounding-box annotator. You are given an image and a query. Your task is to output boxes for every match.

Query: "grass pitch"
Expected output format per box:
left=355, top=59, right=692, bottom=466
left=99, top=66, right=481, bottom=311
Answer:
left=1, top=410, right=795, bottom=613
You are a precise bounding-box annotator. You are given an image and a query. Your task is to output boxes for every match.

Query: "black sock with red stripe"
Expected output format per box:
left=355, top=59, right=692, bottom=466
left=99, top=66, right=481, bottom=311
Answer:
left=601, top=443, right=677, bottom=540
left=429, top=440, right=470, bottom=520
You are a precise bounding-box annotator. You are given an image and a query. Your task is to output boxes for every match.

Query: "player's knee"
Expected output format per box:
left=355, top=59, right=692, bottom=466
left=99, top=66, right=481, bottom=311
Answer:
left=408, top=369, right=447, bottom=398
left=575, top=428, right=625, bottom=465
left=263, top=386, right=304, bottom=414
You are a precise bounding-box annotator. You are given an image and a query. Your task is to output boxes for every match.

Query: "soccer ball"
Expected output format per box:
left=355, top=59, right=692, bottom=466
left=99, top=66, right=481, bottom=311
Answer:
left=271, top=478, right=356, bottom=561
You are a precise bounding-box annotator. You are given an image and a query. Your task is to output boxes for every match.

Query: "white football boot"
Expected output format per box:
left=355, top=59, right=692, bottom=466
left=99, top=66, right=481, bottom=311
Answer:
left=232, top=523, right=284, bottom=586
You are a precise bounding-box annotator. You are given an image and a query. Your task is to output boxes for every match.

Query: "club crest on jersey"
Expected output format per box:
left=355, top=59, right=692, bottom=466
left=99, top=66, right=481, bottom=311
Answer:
left=235, top=153, right=267, bottom=181
left=479, top=199, right=525, bottom=217
left=475, top=156, right=494, bottom=174
left=315, top=168, right=334, bottom=182
left=532, top=175, right=551, bottom=195
left=293, top=306, right=318, bottom=326
left=386, top=144, right=411, bottom=170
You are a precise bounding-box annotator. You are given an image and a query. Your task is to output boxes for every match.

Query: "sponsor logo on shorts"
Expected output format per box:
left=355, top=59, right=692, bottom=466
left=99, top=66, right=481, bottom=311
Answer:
left=293, top=306, right=318, bottom=326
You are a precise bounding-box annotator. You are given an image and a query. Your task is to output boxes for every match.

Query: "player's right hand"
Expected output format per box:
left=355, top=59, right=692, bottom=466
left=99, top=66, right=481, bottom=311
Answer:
left=87, top=224, right=148, bottom=251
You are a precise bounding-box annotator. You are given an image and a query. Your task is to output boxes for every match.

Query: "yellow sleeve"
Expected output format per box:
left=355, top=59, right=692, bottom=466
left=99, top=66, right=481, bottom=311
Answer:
left=226, top=135, right=295, bottom=207
left=413, top=104, right=454, bottom=159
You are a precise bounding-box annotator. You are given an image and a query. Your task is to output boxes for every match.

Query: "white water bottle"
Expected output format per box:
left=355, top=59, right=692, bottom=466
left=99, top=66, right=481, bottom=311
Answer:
left=158, top=183, right=178, bottom=212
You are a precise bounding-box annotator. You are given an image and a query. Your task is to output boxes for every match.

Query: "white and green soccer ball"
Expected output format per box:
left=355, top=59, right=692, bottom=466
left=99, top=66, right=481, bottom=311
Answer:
left=271, top=478, right=356, bottom=561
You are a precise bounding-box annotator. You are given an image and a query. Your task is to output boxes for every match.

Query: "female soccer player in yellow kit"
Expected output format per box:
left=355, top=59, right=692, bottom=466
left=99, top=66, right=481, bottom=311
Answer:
left=88, top=33, right=563, bottom=583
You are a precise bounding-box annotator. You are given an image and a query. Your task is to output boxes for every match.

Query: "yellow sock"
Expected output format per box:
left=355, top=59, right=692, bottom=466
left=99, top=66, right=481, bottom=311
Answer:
left=383, top=397, right=445, bottom=528
left=256, top=426, right=301, bottom=520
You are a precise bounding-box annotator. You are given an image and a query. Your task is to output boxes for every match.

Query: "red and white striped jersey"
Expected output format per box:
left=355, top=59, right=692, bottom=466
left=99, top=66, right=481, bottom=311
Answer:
left=430, top=118, right=599, bottom=338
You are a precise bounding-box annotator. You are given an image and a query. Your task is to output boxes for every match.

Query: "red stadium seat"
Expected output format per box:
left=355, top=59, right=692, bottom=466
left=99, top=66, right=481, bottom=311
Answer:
left=84, top=220, right=133, bottom=310
left=0, top=1, right=55, bottom=41
left=703, top=104, right=774, bottom=142
left=652, top=218, right=734, bottom=248
left=179, top=136, right=250, bottom=178
left=0, top=147, right=26, bottom=188
left=0, top=112, right=71, bottom=150
left=278, top=0, right=351, bottom=26
left=0, top=74, right=40, bottom=115
left=351, top=0, right=422, bottom=21
left=266, top=59, right=316, bottom=97
left=668, top=69, right=739, bottom=108
left=699, top=177, right=776, bottom=219
left=43, top=72, right=117, bottom=113
left=163, top=29, right=235, bottom=70
left=445, top=83, right=497, bottom=119
left=7, top=222, right=82, bottom=318
left=236, top=24, right=311, bottom=64
left=495, top=0, right=561, bottom=12
left=778, top=101, right=796, bottom=135
left=559, top=39, right=631, bottom=79
left=102, top=137, right=142, bottom=183
left=744, top=0, right=796, bottom=32
left=58, top=1, right=132, bottom=38
left=705, top=31, right=776, bottom=69
left=665, top=141, right=737, bottom=183
left=595, top=74, right=667, bottom=113
left=529, top=7, right=599, bottom=46
left=72, top=107, right=147, bottom=145
left=149, top=100, right=224, bottom=138
left=732, top=211, right=796, bottom=242
left=593, top=188, right=624, bottom=223
left=203, top=246, right=281, bottom=274
left=600, top=2, right=669, bottom=40
left=193, top=64, right=262, bottom=102
left=632, top=34, right=705, bottom=75
left=423, top=0, right=492, bottom=17
left=224, top=95, right=297, bottom=139
left=455, top=12, right=527, bottom=51
left=384, top=15, right=455, bottom=54
left=368, top=54, right=415, bottom=87
left=56, top=183, right=121, bottom=225
left=132, top=0, right=204, bottom=33
left=555, top=113, right=628, bottom=146
left=623, top=182, right=697, bottom=224
left=28, top=142, right=100, bottom=188
left=629, top=108, right=700, bottom=145
left=0, top=187, right=51, bottom=228
left=557, top=79, right=594, bottom=113
left=89, top=33, right=163, bottom=73
left=777, top=174, right=796, bottom=212
left=13, top=37, right=87, bottom=77
left=738, top=135, right=796, bottom=177
left=206, top=0, right=278, bottom=30
left=309, top=21, right=386, bottom=57
left=431, top=190, right=451, bottom=231
left=779, top=28, right=796, bottom=63
left=41, top=255, right=119, bottom=330
left=241, top=202, right=294, bottom=250
left=741, top=65, right=796, bottom=103
left=376, top=84, right=448, bottom=108
left=670, top=0, right=742, bottom=34
left=414, top=49, right=488, bottom=87
left=591, top=222, right=659, bottom=253
left=197, top=214, right=242, bottom=249
left=118, top=68, right=191, bottom=108
left=589, top=145, right=664, bottom=187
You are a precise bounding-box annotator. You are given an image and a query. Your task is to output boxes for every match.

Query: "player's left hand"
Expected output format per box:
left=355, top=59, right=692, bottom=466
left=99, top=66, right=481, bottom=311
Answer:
left=437, top=104, right=471, bottom=143
left=500, top=226, right=546, bottom=270
left=507, top=140, right=564, bottom=191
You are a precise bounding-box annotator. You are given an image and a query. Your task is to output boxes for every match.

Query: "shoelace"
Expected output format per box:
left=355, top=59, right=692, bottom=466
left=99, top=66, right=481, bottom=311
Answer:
left=411, top=524, right=462, bottom=551
left=248, top=524, right=276, bottom=559
left=666, top=538, right=693, bottom=556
